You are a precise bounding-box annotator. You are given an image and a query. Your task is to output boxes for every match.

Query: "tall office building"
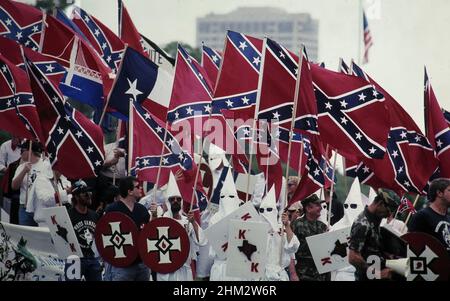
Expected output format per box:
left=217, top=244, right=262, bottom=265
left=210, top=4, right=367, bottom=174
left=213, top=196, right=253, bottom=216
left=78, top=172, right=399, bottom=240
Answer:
left=197, top=7, right=319, bottom=62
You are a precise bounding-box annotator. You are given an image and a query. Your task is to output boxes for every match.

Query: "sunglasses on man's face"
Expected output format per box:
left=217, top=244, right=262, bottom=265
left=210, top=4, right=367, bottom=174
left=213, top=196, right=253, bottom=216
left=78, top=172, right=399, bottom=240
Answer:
left=344, top=204, right=358, bottom=209
left=259, top=207, right=274, bottom=213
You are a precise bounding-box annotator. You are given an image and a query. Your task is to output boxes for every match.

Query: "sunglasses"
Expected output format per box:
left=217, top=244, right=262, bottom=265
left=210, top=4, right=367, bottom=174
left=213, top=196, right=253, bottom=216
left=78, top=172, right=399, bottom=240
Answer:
left=259, top=207, right=274, bottom=213
left=169, top=197, right=182, bottom=202
left=344, top=204, right=358, bottom=209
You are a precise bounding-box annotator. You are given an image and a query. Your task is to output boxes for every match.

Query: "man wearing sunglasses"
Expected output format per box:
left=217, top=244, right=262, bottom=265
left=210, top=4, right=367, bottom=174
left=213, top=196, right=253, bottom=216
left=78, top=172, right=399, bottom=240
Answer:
left=291, top=194, right=329, bottom=281
left=348, top=191, right=395, bottom=281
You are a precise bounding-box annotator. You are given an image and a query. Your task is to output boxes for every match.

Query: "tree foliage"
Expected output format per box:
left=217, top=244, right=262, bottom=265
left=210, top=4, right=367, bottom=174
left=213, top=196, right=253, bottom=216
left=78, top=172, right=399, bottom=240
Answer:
left=163, top=41, right=201, bottom=63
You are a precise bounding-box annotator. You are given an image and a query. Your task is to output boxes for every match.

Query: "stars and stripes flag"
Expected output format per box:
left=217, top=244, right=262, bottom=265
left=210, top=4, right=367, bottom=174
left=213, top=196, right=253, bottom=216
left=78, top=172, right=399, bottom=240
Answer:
left=424, top=68, right=450, bottom=178
left=107, top=46, right=172, bottom=122
left=0, top=0, right=42, bottom=51
left=39, top=14, right=114, bottom=118
left=362, top=10, right=373, bottom=64
left=201, top=44, right=222, bottom=90
left=0, top=53, right=43, bottom=142
left=24, top=55, right=105, bottom=179
left=71, top=6, right=125, bottom=73
left=351, top=62, right=438, bottom=194
left=397, top=196, right=416, bottom=215
left=311, top=63, right=390, bottom=161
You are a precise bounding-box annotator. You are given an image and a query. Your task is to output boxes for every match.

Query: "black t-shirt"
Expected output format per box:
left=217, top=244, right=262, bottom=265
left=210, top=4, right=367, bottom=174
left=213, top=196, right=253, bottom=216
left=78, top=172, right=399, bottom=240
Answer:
left=105, top=200, right=150, bottom=230
left=68, top=207, right=99, bottom=258
left=409, top=206, right=450, bottom=255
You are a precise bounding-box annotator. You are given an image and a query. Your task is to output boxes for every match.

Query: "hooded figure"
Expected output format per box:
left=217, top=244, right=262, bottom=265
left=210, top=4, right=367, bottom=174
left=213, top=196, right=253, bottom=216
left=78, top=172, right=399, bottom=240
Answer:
left=331, top=178, right=364, bottom=281
left=157, top=172, right=207, bottom=281
left=261, top=186, right=300, bottom=281
left=209, top=168, right=241, bottom=225
left=208, top=143, right=229, bottom=172
left=209, top=168, right=246, bottom=281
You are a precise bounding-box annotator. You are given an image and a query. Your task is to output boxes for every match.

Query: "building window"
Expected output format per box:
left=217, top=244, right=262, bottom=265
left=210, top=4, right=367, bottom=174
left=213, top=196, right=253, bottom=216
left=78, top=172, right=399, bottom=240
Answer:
left=278, top=21, right=293, bottom=33
left=198, top=23, right=210, bottom=33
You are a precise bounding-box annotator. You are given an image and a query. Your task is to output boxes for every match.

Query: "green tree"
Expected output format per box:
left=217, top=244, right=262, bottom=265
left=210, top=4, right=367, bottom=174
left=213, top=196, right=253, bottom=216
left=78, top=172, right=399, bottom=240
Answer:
left=35, top=0, right=72, bottom=13
left=164, top=41, right=201, bottom=63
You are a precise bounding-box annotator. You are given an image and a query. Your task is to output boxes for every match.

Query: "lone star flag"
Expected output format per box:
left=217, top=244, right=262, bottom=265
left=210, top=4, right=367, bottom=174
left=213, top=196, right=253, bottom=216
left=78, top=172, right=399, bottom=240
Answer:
left=107, top=46, right=172, bottom=121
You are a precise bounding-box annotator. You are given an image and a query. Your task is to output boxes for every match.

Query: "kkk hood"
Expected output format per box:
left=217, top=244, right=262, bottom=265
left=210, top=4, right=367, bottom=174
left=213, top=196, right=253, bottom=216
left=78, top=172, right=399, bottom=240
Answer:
left=208, top=143, right=229, bottom=171
left=164, top=171, right=182, bottom=218
left=259, top=185, right=279, bottom=232
left=335, top=178, right=364, bottom=228
left=217, top=168, right=241, bottom=218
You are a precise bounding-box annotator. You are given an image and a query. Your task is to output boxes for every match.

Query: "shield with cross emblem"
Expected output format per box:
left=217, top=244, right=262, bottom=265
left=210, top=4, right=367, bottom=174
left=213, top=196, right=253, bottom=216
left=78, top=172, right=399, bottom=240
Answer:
left=401, top=232, right=450, bottom=281
left=94, top=212, right=139, bottom=267
left=138, top=217, right=190, bottom=274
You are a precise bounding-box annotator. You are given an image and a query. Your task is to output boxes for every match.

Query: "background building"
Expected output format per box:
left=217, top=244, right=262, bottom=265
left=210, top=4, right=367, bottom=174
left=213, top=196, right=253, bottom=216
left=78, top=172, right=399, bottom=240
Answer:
left=197, top=7, right=319, bottom=61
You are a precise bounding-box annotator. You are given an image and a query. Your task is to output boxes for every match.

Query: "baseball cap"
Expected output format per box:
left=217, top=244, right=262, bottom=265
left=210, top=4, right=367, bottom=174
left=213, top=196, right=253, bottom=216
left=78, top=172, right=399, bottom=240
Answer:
left=301, top=194, right=321, bottom=207
left=71, top=180, right=92, bottom=194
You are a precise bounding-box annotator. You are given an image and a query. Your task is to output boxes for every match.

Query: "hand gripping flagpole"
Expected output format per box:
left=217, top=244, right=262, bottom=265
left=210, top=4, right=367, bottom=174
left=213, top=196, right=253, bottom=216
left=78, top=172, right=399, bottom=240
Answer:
left=279, top=45, right=305, bottom=266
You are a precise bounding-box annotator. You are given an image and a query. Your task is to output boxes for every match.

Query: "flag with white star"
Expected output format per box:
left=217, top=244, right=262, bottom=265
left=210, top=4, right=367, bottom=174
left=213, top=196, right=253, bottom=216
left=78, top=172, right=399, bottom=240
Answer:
left=0, top=0, right=43, bottom=51
left=39, top=14, right=113, bottom=119
left=350, top=62, right=438, bottom=194
left=424, top=68, right=450, bottom=178
left=0, top=52, right=43, bottom=142
left=71, top=6, right=125, bottom=73
left=24, top=55, right=105, bottom=179
left=311, top=63, right=390, bottom=161
left=201, top=44, right=222, bottom=90
left=107, top=46, right=172, bottom=121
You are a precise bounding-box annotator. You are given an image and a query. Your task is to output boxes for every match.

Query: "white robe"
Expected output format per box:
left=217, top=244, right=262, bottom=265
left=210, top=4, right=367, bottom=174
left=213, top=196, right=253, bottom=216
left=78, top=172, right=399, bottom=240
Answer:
left=157, top=214, right=207, bottom=281
left=262, top=227, right=300, bottom=281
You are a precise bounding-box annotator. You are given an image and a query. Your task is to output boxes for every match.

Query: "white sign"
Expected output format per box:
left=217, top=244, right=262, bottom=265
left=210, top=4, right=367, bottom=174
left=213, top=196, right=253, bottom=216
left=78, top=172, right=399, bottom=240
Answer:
left=226, top=219, right=268, bottom=279
left=306, top=227, right=352, bottom=274
left=0, top=222, right=66, bottom=281
left=42, top=207, right=83, bottom=259
left=204, top=201, right=263, bottom=260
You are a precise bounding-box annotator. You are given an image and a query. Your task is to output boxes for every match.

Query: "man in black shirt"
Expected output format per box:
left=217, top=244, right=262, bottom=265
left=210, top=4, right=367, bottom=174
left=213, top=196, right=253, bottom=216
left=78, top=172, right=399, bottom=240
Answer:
left=104, top=176, right=150, bottom=281
left=67, top=180, right=102, bottom=281
left=409, top=178, right=450, bottom=257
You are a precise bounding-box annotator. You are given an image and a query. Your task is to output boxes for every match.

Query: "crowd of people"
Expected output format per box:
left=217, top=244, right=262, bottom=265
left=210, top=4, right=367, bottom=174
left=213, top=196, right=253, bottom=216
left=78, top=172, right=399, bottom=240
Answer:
left=0, top=136, right=449, bottom=281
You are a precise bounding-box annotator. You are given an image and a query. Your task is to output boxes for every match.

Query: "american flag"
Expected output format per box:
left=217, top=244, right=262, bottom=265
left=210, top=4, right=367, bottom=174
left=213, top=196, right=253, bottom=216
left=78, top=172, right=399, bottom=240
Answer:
left=363, top=10, right=373, bottom=64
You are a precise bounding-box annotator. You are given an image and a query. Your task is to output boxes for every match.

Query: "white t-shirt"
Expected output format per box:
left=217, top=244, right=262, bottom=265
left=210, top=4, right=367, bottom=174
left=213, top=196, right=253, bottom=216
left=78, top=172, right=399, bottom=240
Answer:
left=13, top=159, right=53, bottom=206
left=0, top=140, right=21, bottom=171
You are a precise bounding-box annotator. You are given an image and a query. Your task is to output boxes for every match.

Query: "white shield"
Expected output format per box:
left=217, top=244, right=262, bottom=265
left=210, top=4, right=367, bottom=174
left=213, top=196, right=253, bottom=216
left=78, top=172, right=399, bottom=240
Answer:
left=226, top=219, right=269, bottom=279
left=204, top=201, right=262, bottom=260
left=42, top=207, right=83, bottom=259
left=306, top=226, right=352, bottom=274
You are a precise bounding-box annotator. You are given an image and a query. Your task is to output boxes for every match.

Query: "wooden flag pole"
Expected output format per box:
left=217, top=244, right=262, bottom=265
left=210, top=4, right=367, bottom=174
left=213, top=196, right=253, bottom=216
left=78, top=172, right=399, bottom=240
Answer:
left=327, top=151, right=338, bottom=229
left=24, top=141, right=32, bottom=207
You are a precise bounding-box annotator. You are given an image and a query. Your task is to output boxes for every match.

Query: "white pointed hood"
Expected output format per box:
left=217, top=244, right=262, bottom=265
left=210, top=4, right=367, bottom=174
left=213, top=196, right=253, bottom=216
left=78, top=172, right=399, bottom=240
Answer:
left=217, top=168, right=241, bottom=217
left=164, top=172, right=182, bottom=218
left=208, top=143, right=229, bottom=171
left=259, top=185, right=279, bottom=232
left=333, top=178, right=364, bottom=230
left=368, top=187, right=377, bottom=206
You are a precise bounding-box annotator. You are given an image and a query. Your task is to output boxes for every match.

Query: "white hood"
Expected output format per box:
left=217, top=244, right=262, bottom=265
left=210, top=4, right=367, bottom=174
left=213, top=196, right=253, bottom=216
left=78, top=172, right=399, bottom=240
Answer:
left=208, top=143, right=229, bottom=171
left=259, top=185, right=279, bottom=232
left=334, top=178, right=364, bottom=229
left=368, top=187, right=377, bottom=206
left=217, top=168, right=241, bottom=218
left=164, top=172, right=182, bottom=218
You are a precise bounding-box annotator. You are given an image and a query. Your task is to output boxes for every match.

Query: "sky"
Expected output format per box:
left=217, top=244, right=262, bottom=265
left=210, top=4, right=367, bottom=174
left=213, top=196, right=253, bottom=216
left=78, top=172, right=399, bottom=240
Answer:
left=77, top=0, right=450, bottom=132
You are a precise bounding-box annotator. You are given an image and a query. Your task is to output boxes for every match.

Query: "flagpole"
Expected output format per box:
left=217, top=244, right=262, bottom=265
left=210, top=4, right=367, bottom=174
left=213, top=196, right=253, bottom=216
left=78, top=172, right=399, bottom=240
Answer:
left=327, top=151, right=338, bottom=229
left=245, top=38, right=267, bottom=203
left=358, top=0, right=363, bottom=65
left=402, top=194, right=420, bottom=233
left=24, top=142, right=32, bottom=207
left=278, top=45, right=305, bottom=266
left=127, top=99, right=133, bottom=176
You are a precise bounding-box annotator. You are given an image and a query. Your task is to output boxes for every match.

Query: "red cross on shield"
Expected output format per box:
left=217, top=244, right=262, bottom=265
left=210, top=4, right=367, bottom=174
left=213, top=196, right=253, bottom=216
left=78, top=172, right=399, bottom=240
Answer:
left=138, top=217, right=190, bottom=274
left=94, top=212, right=139, bottom=267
